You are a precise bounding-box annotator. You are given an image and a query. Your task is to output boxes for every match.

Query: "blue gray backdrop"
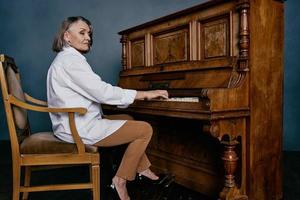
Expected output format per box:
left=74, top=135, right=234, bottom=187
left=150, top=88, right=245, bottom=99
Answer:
left=0, top=0, right=299, bottom=150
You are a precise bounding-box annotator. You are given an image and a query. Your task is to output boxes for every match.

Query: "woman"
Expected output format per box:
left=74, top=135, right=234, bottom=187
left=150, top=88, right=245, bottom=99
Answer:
left=47, top=16, right=168, bottom=200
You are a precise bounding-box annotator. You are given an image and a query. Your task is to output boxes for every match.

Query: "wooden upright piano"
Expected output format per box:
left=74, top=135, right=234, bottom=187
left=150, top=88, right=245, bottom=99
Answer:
left=104, top=0, right=284, bottom=199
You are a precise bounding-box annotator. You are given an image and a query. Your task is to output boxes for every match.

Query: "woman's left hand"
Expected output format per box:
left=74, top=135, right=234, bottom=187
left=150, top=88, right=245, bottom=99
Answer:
left=135, top=90, right=169, bottom=100
left=145, top=90, right=169, bottom=100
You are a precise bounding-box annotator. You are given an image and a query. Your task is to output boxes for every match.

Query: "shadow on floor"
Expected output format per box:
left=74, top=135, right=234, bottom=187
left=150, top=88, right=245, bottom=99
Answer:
left=0, top=142, right=212, bottom=200
left=1, top=142, right=300, bottom=200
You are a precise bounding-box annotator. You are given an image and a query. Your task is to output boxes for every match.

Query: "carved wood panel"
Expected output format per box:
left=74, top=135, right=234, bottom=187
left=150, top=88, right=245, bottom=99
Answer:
left=200, top=15, right=230, bottom=59
left=130, top=39, right=145, bottom=67
left=153, top=27, right=189, bottom=65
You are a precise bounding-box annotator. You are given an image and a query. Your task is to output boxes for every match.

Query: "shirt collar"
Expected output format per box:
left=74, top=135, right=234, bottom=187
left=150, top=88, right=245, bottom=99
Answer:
left=62, top=46, right=87, bottom=60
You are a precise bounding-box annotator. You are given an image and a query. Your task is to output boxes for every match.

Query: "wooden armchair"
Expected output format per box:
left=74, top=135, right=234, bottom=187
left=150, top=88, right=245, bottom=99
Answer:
left=0, top=54, right=100, bottom=200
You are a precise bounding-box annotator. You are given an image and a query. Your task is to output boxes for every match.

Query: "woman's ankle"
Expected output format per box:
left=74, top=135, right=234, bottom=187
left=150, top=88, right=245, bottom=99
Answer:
left=112, top=175, right=126, bottom=185
left=112, top=176, right=130, bottom=200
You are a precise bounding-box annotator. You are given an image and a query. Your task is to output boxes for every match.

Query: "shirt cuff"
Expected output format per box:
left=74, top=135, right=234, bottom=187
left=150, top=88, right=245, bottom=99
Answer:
left=118, top=89, right=137, bottom=108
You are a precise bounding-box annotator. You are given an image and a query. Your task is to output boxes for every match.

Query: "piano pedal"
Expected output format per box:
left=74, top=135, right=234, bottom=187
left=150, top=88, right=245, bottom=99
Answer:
left=154, top=173, right=174, bottom=186
left=156, top=174, right=171, bottom=185
left=163, top=175, right=175, bottom=188
left=152, top=174, right=175, bottom=200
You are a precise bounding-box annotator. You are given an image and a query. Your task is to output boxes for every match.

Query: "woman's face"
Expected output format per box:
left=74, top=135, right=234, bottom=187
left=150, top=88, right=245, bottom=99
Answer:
left=64, top=20, right=91, bottom=53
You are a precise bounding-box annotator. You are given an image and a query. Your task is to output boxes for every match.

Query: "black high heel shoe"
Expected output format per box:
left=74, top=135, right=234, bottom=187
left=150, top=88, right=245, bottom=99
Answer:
left=135, top=174, right=164, bottom=184
left=109, top=182, right=132, bottom=200
left=143, top=173, right=174, bottom=186
left=108, top=183, right=120, bottom=200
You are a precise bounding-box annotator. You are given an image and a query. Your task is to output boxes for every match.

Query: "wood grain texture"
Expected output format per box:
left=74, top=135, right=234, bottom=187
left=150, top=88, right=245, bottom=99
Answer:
left=105, top=0, right=284, bottom=199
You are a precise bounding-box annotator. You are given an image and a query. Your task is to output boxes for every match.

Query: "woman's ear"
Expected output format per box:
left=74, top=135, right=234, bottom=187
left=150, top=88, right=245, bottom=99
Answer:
left=63, top=31, right=71, bottom=44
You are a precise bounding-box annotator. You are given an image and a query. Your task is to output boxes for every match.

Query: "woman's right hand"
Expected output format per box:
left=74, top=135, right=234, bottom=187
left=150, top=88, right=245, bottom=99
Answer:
left=135, top=90, right=169, bottom=100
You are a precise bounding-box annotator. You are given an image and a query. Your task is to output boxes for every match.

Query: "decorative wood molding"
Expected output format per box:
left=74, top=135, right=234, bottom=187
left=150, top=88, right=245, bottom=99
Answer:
left=120, top=35, right=128, bottom=70
left=145, top=33, right=152, bottom=66
left=200, top=88, right=208, bottom=98
left=236, top=0, right=250, bottom=71
left=227, top=0, right=250, bottom=88
left=203, top=122, right=220, bottom=138
left=221, top=140, right=239, bottom=188
left=219, top=139, right=248, bottom=200
left=189, top=20, right=198, bottom=60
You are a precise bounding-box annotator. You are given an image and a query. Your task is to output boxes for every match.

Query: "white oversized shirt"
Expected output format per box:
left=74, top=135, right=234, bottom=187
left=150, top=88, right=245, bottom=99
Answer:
left=47, top=46, right=137, bottom=145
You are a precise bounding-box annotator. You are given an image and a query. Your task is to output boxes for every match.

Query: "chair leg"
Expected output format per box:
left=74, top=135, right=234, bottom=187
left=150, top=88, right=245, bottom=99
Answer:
left=91, top=164, right=100, bottom=200
left=12, top=164, right=21, bottom=200
left=22, top=166, right=31, bottom=200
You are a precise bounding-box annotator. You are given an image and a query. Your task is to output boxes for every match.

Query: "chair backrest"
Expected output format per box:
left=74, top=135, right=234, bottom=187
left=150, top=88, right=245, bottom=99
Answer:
left=0, top=55, right=31, bottom=149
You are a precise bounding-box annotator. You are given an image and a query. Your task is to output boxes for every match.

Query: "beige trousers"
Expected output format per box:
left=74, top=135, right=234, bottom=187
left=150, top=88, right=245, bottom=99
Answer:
left=94, top=114, right=152, bottom=181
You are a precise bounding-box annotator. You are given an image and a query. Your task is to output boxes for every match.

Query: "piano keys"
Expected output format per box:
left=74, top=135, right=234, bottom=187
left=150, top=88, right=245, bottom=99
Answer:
left=152, top=97, right=200, bottom=102
left=103, top=0, right=284, bottom=199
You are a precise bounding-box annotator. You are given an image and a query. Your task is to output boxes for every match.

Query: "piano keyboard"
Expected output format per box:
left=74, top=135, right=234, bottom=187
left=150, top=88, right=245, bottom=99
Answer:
left=151, top=97, right=200, bottom=102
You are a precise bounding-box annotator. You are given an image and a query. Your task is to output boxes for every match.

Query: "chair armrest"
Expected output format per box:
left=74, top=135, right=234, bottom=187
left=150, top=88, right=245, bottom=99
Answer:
left=8, top=95, right=87, bottom=154
left=8, top=95, right=87, bottom=115
left=24, top=93, right=48, bottom=106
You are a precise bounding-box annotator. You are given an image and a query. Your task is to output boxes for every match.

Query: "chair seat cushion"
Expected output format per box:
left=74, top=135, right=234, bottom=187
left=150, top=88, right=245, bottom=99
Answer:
left=20, top=132, right=98, bottom=154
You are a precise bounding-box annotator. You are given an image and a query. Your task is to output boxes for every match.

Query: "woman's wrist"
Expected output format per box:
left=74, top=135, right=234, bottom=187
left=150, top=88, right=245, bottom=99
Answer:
left=135, top=91, right=147, bottom=100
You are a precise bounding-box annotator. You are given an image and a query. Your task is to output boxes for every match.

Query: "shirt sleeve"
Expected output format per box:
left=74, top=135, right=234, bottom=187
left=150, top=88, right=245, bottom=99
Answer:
left=62, top=55, right=137, bottom=106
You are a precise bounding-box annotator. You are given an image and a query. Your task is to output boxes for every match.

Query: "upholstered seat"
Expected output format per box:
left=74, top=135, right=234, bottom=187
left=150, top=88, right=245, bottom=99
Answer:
left=20, top=132, right=98, bottom=154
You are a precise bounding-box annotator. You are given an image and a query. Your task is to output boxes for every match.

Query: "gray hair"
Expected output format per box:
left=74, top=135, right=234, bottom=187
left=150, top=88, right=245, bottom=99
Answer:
left=52, top=16, right=93, bottom=52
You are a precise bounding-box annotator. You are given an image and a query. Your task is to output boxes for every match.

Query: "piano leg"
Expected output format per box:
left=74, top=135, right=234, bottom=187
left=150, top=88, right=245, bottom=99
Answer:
left=219, top=140, right=248, bottom=200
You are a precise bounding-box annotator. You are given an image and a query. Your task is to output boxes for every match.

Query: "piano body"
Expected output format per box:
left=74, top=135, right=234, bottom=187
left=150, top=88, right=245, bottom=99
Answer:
left=104, top=0, right=284, bottom=199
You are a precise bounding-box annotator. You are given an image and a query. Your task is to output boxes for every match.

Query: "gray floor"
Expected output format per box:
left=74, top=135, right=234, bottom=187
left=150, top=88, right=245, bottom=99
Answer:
left=0, top=141, right=299, bottom=200
left=283, top=151, right=300, bottom=200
